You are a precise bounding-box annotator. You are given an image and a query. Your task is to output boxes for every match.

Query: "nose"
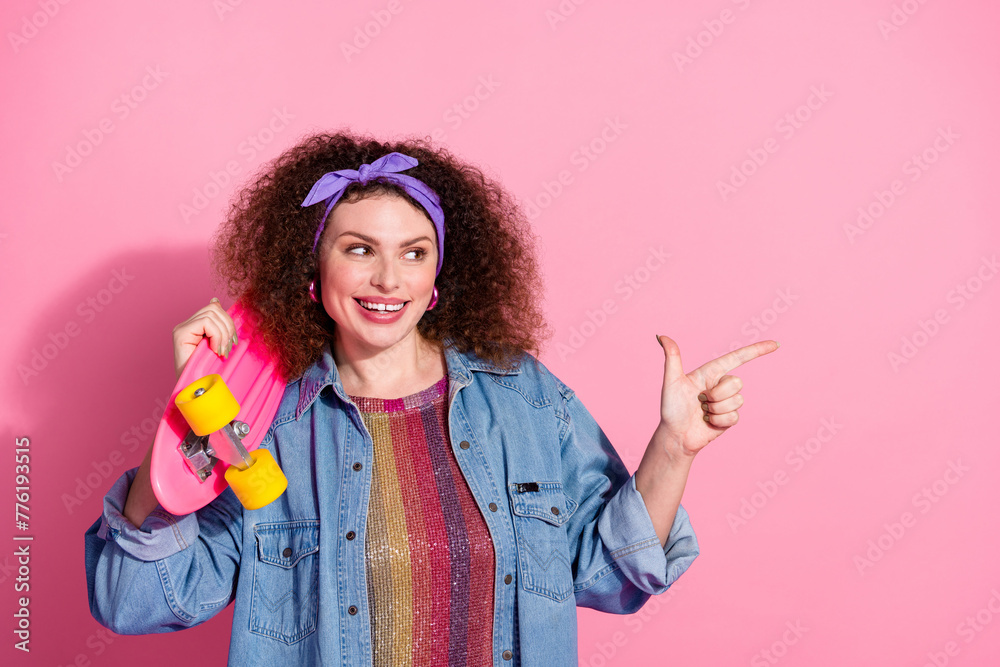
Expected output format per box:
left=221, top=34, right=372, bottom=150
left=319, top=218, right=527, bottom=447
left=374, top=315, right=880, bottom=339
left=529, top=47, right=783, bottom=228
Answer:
left=371, top=255, right=399, bottom=291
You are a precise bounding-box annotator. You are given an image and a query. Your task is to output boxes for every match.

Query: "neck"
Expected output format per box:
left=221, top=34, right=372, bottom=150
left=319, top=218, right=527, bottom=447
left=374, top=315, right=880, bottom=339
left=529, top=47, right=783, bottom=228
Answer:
left=333, top=330, right=446, bottom=399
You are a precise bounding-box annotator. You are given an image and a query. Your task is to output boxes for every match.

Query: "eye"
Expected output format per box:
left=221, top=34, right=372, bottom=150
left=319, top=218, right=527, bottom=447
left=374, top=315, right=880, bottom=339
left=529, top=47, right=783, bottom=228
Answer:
left=403, top=249, right=426, bottom=260
left=346, top=245, right=371, bottom=256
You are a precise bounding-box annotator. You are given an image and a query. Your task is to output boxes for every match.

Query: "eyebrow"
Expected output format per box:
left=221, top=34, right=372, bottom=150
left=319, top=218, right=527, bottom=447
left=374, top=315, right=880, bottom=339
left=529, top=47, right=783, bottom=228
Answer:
left=336, top=231, right=433, bottom=247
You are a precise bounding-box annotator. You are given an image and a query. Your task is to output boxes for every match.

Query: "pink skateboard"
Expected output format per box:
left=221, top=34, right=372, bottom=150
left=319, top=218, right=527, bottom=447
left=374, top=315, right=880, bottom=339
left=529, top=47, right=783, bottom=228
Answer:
left=150, top=302, right=288, bottom=516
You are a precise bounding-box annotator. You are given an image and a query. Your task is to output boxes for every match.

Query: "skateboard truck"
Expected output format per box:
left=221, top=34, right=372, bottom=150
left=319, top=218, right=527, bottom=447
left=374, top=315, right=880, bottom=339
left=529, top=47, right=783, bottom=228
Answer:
left=178, top=416, right=251, bottom=482
left=174, top=374, right=287, bottom=510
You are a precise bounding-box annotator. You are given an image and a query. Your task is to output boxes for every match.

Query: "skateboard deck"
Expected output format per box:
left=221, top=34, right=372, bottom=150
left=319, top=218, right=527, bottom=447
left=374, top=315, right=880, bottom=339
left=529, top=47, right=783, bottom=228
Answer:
left=150, top=302, right=287, bottom=515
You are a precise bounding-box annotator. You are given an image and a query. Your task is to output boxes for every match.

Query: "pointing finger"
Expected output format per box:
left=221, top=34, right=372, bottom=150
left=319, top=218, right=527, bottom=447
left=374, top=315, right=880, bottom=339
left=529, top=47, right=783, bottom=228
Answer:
left=692, top=340, right=779, bottom=385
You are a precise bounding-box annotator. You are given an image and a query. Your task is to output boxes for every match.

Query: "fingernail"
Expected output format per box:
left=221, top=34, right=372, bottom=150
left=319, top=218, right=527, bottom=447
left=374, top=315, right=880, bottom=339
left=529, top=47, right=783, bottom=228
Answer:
left=703, top=414, right=710, bottom=422
left=211, top=297, right=220, bottom=303
left=701, top=402, right=709, bottom=412
left=698, top=393, right=707, bottom=401
left=775, top=341, right=781, bottom=348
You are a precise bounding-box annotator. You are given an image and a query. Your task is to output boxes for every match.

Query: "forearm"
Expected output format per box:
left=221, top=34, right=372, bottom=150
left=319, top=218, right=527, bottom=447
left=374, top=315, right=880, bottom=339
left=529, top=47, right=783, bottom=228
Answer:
left=85, top=465, right=241, bottom=634
left=122, top=445, right=159, bottom=528
left=634, top=422, right=695, bottom=548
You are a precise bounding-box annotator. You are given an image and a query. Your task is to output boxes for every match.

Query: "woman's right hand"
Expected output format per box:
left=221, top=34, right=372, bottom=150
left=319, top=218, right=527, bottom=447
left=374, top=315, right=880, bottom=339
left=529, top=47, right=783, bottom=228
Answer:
left=123, top=299, right=236, bottom=528
left=172, top=298, right=237, bottom=379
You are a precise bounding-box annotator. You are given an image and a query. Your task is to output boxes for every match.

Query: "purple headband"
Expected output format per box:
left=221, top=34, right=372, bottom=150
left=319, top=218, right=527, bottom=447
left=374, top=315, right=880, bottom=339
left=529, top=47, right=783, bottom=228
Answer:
left=301, top=151, right=446, bottom=276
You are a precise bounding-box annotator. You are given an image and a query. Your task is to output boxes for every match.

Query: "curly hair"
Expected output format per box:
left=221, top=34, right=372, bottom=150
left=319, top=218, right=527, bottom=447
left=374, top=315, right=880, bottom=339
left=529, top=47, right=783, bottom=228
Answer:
left=211, top=130, right=549, bottom=380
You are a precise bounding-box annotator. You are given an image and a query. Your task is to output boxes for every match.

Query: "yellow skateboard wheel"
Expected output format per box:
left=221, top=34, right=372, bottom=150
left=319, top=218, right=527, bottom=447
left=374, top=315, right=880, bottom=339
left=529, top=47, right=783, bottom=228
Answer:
left=224, top=449, right=288, bottom=510
left=175, top=374, right=240, bottom=436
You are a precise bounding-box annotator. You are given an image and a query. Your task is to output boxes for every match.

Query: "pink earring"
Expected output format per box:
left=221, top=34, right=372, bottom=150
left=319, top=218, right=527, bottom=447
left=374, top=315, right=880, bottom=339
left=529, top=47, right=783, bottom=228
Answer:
left=427, top=286, right=438, bottom=310
left=308, top=280, right=318, bottom=302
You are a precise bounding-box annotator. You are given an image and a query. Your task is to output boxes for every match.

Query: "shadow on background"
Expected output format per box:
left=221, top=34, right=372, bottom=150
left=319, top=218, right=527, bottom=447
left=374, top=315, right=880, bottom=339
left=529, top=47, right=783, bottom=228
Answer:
left=6, top=247, right=235, bottom=666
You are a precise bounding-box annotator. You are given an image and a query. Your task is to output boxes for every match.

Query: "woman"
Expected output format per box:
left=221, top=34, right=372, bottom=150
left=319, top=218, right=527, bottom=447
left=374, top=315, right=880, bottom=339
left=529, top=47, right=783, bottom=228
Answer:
left=85, top=131, right=776, bottom=666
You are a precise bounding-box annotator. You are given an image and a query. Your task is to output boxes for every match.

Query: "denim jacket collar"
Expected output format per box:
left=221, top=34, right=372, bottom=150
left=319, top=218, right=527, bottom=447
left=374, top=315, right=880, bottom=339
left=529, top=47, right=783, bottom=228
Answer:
left=295, top=337, right=521, bottom=420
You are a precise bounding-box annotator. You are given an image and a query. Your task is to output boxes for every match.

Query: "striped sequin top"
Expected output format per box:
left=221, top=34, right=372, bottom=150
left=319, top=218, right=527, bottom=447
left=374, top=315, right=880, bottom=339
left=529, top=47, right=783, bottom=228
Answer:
left=349, top=375, right=496, bottom=666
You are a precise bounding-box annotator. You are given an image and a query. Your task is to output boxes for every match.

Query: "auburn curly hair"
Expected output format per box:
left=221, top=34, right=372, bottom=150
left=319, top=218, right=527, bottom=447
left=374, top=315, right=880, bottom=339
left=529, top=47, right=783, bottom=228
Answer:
left=211, top=130, right=549, bottom=380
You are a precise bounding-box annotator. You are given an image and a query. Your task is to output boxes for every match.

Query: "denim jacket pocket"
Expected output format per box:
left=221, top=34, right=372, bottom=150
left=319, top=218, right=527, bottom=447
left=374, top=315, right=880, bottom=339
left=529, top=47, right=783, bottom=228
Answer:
left=250, top=520, right=320, bottom=644
left=508, top=482, right=579, bottom=602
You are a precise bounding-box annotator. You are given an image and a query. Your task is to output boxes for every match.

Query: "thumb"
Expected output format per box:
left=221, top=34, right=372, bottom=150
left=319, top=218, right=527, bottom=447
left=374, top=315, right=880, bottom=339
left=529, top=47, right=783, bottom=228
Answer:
left=656, top=334, right=685, bottom=385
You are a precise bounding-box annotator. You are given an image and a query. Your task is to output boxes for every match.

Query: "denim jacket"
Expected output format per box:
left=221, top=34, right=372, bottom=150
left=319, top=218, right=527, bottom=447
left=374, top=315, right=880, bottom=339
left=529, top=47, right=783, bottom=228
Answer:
left=85, top=340, right=699, bottom=666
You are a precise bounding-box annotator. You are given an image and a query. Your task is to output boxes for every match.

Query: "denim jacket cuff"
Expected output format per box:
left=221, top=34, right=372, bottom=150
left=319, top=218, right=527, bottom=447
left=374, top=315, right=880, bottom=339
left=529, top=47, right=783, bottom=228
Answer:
left=597, top=472, right=699, bottom=594
left=96, top=467, right=199, bottom=561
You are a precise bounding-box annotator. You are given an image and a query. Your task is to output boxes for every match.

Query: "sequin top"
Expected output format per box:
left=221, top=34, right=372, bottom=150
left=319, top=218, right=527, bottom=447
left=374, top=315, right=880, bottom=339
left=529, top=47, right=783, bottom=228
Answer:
left=349, top=375, right=496, bottom=666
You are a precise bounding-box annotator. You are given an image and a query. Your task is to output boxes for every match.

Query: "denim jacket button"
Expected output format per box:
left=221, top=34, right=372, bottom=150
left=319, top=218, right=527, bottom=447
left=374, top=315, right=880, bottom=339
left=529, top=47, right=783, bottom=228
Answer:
left=352, top=462, right=362, bottom=471
left=551, top=506, right=560, bottom=516
left=502, top=650, right=513, bottom=660
left=504, top=574, right=512, bottom=584
left=348, top=605, right=358, bottom=615
left=345, top=531, right=356, bottom=540
left=489, top=502, right=498, bottom=512
left=282, top=547, right=292, bottom=557
left=459, top=440, right=470, bottom=449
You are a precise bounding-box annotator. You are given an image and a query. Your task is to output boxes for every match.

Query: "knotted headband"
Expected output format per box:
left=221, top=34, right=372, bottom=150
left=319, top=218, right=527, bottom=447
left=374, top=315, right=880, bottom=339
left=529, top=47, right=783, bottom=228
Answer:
left=301, top=151, right=446, bottom=276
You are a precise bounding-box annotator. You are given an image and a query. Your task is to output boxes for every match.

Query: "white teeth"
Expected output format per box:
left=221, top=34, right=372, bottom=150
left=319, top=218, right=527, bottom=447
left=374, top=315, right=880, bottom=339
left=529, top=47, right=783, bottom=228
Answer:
left=358, top=299, right=404, bottom=312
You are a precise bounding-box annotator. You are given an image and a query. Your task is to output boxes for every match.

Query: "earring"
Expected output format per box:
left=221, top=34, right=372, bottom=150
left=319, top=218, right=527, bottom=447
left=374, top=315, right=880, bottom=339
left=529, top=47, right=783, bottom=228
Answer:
left=308, top=280, right=318, bottom=302
left=426, top=286, right=438, bottom=310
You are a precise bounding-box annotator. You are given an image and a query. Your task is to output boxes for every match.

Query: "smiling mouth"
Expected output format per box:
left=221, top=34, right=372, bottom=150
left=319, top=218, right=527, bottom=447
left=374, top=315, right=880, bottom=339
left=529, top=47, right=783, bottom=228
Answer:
left=355, top=298, right=407, bottom=312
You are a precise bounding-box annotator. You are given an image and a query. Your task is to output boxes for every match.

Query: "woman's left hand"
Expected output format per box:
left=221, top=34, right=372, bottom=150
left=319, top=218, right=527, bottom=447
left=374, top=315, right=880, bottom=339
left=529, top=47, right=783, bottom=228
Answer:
left=655, top=335, right=779, bottom=459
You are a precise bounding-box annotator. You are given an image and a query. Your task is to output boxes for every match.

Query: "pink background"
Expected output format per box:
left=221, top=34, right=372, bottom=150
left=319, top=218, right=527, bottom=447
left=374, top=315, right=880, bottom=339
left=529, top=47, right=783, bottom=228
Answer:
left=3, top=0, right=999, bottom=665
